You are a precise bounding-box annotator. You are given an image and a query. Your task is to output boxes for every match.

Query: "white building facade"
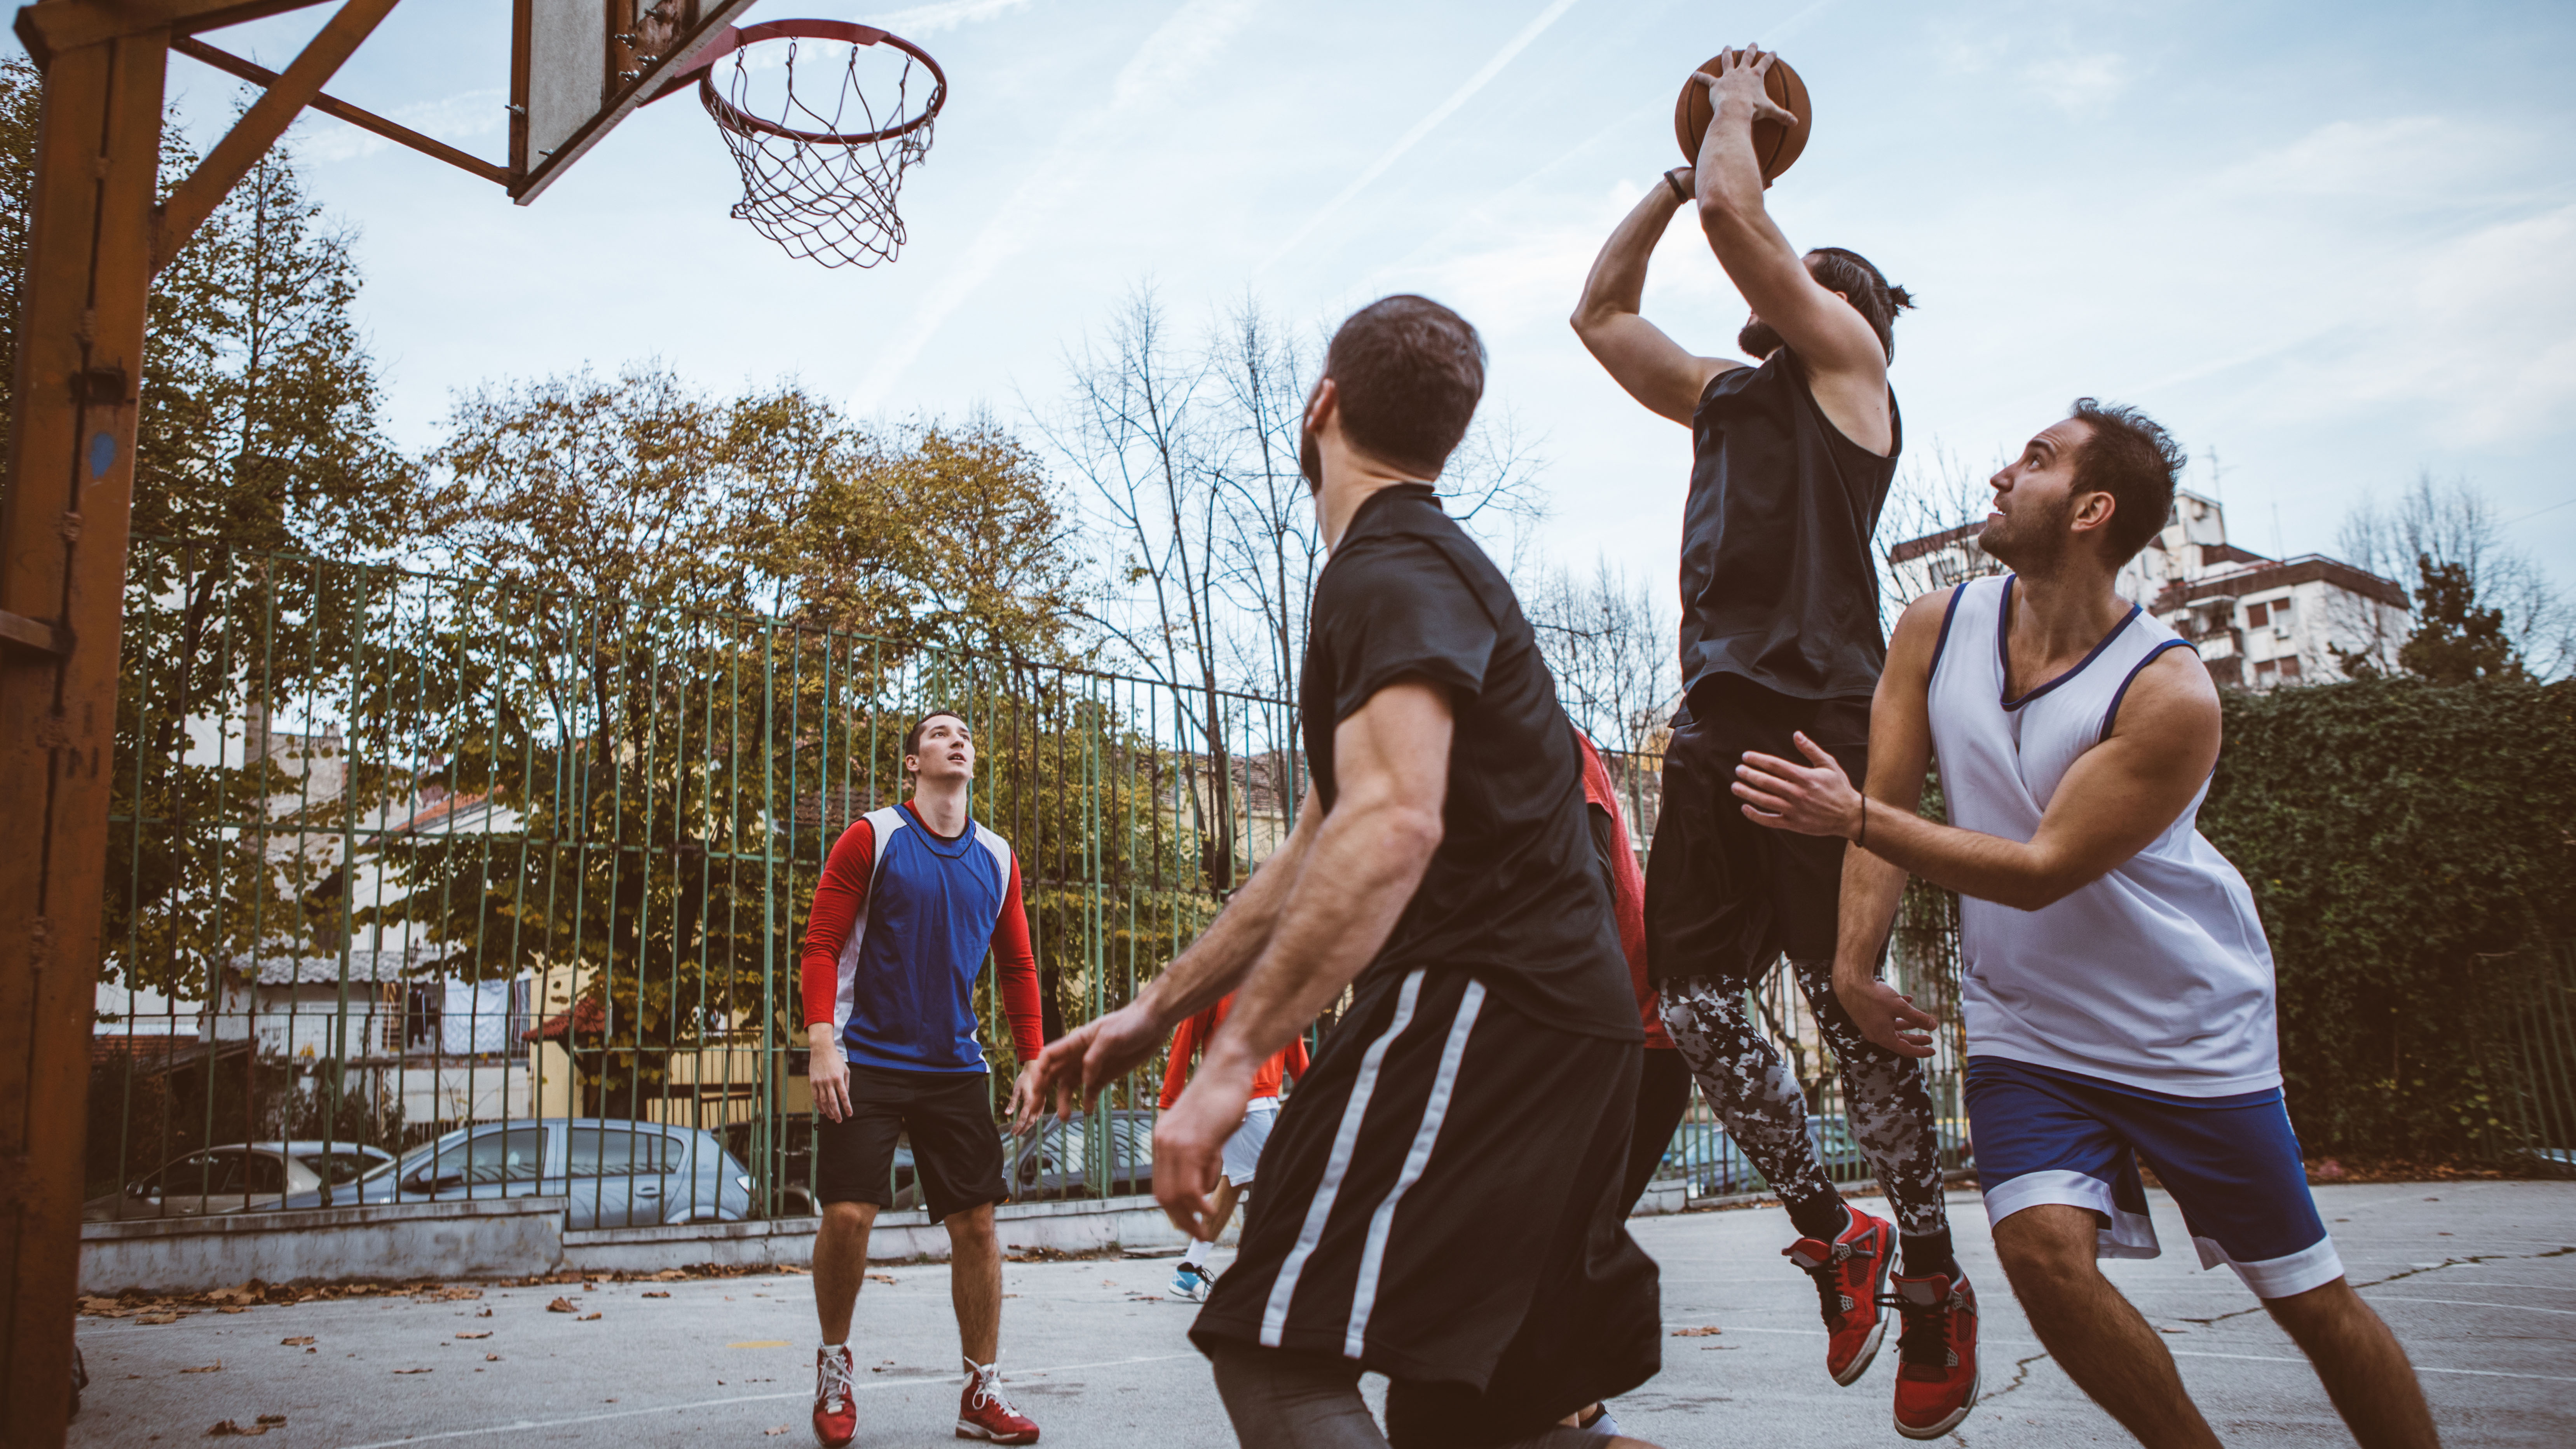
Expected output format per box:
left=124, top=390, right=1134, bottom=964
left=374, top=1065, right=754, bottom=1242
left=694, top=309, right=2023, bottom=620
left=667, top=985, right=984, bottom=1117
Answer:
left=1887, top=490, right=2409, bottom=689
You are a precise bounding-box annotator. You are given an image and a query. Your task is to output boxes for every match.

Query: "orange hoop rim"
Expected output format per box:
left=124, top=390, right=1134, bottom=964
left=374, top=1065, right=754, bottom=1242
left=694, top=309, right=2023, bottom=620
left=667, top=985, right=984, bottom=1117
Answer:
left=672, top=19, right=947, bottom=147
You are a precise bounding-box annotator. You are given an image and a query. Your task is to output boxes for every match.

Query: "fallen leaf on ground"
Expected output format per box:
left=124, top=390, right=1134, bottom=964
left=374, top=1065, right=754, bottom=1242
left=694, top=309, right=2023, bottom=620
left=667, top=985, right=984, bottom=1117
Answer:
left=217, top=1306, right=248, bottom=1315
left=393, top=1367, right=432, bottom=1374
left=765, top=1428, right=790, bottom=1437
left=456, top=1331, right=491, bottom=1339
left=485, top=1354, right=501, bottom=1362
left=640, top=1290, right=670, bottom=1298
left=180, top=1362, right=222, bottom=1373
left=546, top=1298, right=577, bottom=1313
left=475, top=1307, right=493, bottom=1318
left=1670, top=1326, right=1722, bottom=1337
left=577, top=1312, right=602, bottom=1322
left=255, top=1416, right=285, bottom=1427
left=136, top=1313, right=180, bottom=1325
left=2159, top=1326, right=2185, bottom=1334
left=866, top=1273, right=895, bottom=1285
left=206, top=1420, right=266, bottom=1437
left=280, top=1337, right=314, bottom=1347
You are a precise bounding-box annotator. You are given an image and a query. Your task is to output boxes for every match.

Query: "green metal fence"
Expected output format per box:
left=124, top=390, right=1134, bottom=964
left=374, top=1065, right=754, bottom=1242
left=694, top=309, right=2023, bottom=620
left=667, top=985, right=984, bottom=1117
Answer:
left=90, top=538, right=1971, bottom=1228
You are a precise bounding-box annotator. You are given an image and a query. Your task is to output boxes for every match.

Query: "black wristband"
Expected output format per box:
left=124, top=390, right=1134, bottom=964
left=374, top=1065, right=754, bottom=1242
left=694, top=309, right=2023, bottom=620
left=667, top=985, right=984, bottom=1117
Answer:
left=1663, top=168, right=1691, bottom=205
left=1858, top=795, right=1868, bottom=848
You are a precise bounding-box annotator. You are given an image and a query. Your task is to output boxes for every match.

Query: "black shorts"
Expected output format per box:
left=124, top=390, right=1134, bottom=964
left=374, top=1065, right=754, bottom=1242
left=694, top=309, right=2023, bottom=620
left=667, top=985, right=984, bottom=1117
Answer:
left=1189, top=966, right=1661, bottom=1428
left=813, top=1063, right=1008, bottom=1222
left=1645, top=675, right=1870, bottom=985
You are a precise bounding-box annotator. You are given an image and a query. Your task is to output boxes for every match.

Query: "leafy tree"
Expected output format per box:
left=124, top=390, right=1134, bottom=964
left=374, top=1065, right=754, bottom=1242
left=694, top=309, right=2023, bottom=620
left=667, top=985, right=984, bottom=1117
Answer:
left=2398, top=554, right=2527, bottom=685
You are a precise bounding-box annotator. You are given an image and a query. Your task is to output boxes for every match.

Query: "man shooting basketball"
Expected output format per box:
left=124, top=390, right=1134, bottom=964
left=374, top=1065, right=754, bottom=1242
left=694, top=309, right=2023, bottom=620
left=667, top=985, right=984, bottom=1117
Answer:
left=1013, top=295, right=1663, bottom=1449
left=1570, top=44, right=1976, bottom=1440
left=1734, top=401, right=2441, bottom=1449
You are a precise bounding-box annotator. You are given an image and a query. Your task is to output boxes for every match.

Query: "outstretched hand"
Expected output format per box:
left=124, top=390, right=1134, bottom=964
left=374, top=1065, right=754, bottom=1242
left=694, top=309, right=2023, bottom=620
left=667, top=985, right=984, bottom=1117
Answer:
left=1734, top=731, right=1865, bottom=839
left=1690, top=45, right=1799, bottom=131
left=1006, top=1001, right=1163, bottom=1132
left=1154, top=1065, right=1253, bottom=1242
left=1836, top=975, right=1941, bottom=1060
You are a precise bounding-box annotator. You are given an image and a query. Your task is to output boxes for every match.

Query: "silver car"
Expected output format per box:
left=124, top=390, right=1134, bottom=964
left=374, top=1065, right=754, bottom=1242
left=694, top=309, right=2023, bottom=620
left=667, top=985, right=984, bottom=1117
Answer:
left=84, top=1141, right=398, bottom=1221
left=349, top=1118, right=755, bottom=1229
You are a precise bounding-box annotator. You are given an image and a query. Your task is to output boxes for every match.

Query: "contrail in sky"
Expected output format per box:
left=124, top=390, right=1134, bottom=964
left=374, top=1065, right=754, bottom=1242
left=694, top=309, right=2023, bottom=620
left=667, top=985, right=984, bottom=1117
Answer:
left=1259, top=0, right=1585, bottom=272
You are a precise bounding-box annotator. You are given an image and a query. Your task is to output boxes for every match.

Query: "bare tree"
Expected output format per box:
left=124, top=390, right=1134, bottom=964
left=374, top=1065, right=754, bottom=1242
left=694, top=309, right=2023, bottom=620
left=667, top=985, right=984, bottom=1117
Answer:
left=1875, top=443, right=2000, bottom=629
left=1525, top=556, right=1677, bottom=755
left=2338, top=473, right=2573, bottom=681
left=1206, top=298, right=1320, bottom=711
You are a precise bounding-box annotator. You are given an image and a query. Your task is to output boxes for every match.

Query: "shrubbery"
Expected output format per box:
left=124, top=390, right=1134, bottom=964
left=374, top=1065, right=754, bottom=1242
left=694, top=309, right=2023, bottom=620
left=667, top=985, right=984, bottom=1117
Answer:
left=2199, top=676, right=2576, bottom=1160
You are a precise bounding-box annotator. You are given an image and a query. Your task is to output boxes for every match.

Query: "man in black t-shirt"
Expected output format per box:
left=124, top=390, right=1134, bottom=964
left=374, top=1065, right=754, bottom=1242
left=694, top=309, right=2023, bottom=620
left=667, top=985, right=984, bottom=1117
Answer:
left=1012, top=296, right=1662, bottom=1449
left=1570, top=47, right=1979, bottom=1440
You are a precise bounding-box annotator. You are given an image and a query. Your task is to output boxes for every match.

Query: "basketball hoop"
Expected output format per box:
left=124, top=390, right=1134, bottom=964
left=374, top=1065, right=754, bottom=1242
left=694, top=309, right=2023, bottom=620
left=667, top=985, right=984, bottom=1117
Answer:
left=665, top=20, right=945, bottom=269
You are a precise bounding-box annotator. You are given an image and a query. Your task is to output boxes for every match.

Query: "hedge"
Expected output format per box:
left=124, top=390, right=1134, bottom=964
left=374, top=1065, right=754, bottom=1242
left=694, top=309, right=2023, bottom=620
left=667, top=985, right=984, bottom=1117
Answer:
left=2198, top=676, right=2576, bottom=1160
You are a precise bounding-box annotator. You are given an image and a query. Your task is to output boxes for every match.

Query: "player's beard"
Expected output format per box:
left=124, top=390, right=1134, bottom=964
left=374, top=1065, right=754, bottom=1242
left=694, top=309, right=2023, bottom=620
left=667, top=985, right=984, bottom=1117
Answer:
left=1981, top=490, right=2075, bottom=571
left=1300, top=422, right=1323, bottom=495
left=1737, top=317, right=1785, bottom=359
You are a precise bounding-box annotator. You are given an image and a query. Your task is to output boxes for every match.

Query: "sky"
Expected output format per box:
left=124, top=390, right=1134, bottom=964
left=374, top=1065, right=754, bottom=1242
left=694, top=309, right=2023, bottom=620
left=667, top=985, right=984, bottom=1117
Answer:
left=138, top=0, right=2576, bottom=600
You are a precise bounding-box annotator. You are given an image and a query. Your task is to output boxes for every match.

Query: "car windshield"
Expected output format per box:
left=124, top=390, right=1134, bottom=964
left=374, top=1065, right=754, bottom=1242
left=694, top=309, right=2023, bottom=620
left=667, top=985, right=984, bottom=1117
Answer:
left=296, top=1151, right=384, bottom=1185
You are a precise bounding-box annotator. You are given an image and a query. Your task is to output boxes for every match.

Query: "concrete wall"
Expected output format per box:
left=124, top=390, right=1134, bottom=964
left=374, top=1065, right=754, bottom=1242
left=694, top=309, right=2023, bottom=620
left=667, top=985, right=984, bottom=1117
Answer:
left=81, top=1197, right=568, bottom=1294
left=84, top=1182, right=1696, bottom=1292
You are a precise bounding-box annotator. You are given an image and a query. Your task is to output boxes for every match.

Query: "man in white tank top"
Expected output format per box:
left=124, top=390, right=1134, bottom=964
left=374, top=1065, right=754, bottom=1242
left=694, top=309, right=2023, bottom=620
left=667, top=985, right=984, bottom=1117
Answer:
left=1728, top=401, right=2438, bottom=1449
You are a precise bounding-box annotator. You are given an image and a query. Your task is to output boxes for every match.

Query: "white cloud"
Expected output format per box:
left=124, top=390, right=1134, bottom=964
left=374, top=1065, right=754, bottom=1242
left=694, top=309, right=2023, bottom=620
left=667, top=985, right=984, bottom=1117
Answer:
left=2020, top=51, right=2128, bottom=115
left=863, top=0, right=1040, bottom=36
left=290, top=88, right=509, bottom=165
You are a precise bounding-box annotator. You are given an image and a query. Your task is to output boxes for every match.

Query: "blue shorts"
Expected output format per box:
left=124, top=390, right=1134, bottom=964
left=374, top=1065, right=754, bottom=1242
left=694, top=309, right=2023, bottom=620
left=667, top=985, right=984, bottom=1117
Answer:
left=1966, top=1056, right=2342, bottom=1299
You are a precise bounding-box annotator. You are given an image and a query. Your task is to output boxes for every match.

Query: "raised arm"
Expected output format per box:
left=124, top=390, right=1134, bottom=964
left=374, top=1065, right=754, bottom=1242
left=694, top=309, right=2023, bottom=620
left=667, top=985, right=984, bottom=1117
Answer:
left=1732, top=645, right=2222, bottom=911
left=1006, top=786, right=1321, bottom=1127
left=1689, top=47, right=1892, bottom=442
left=1570, top=171, right=1741, bottom=425
left=1154, top=680, right=1453, bottom=1237
left=1831, top=591, right=1951, bottom=1057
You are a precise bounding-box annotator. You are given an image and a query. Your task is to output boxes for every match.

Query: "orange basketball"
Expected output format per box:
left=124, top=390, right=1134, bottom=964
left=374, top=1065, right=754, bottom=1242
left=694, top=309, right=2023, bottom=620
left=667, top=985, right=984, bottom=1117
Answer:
left=1673, top=51, right=1812, bottom=181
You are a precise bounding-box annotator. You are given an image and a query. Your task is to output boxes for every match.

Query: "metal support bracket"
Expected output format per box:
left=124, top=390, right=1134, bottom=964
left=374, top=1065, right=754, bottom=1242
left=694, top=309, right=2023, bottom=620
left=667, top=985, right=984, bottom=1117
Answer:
left=0, top=609, right=69, bottom=655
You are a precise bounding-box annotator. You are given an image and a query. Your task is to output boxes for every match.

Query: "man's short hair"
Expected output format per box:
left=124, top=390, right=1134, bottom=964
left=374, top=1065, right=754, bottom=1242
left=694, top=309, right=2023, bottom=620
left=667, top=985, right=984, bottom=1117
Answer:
left=903, top=710, right=967, bottom=760
left=1322, top=295, right=1486, bottom=477
left=1807, top=247, right=1915, bottom=362
left=2068, top=398, right=2187, bottom=563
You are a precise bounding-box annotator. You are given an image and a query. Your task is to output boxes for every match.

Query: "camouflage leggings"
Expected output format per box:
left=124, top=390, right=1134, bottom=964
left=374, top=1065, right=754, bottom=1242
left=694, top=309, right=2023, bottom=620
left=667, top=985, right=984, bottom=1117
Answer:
left=1658, top=961, right=1949, bottom=1238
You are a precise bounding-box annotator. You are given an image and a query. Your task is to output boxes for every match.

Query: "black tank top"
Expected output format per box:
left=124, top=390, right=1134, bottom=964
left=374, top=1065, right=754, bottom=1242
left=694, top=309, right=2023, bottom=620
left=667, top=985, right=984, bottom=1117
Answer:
left=1677, top=351, right=1901, bottom=703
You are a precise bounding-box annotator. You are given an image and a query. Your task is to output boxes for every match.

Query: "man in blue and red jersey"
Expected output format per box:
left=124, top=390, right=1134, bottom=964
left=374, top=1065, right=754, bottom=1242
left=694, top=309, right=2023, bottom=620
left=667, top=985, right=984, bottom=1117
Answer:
left=799, top=710, right=1046, bottom=1448
left=1157, top=995, right=1308, bottom=1301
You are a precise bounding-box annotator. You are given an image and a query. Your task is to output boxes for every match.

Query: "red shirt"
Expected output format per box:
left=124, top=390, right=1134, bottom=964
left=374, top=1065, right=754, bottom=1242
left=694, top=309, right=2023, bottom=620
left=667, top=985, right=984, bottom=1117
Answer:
left=1158, top=994, right=1310, bottom=1109
left=1575, top=731, right=1673, bottom=1049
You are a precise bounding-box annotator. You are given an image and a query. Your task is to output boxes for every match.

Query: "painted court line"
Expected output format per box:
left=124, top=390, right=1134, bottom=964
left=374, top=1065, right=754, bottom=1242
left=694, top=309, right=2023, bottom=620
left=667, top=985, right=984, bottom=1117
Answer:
left=2362, top=1294, right=2576, bottom=1316
left=332, top=1353, right=1200, bottom=1449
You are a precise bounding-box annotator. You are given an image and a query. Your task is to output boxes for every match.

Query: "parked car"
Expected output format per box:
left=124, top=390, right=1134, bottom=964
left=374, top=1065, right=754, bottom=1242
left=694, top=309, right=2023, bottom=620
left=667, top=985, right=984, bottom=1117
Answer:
left=84, top=1141, right=398, bottom=1221
left=295, top=1118, right=755, bottom=1229
left=1006, top=1110, right=1155, bottom=1201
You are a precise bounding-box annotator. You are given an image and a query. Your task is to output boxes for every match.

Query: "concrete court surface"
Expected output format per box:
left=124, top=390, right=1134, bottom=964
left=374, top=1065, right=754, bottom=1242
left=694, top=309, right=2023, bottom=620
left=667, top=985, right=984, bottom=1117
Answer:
left=70, top=1180, right=2573, bottom=1449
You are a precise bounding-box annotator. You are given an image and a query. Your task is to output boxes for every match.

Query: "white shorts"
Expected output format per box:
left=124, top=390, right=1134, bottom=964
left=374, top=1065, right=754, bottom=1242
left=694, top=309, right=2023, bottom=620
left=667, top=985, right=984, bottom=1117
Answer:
left=1222, top=1097, right=1279, bottom=1185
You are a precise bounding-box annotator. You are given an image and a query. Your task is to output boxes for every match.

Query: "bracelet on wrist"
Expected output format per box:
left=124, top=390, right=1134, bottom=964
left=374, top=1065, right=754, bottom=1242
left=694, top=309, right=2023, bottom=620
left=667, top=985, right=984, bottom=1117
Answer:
left=1663, top=168, right=1691, bottom=205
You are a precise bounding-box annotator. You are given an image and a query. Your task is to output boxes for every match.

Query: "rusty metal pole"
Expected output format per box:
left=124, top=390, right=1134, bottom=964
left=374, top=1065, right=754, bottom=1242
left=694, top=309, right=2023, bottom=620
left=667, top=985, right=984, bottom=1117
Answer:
left=0, top=17, right=169, bottom=1446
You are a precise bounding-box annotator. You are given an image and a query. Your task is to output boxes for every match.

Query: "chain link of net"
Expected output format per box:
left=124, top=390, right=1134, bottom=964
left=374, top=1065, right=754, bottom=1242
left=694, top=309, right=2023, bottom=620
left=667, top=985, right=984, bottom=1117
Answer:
left=703, top=40, right=935, bottom=269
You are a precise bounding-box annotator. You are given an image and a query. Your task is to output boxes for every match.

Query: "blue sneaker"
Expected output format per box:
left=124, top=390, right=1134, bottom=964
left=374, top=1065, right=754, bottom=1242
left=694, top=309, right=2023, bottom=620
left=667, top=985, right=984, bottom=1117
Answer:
left=1170, top=1264, right=1214, bottom=1301
left=1579, top=1404, right=1621, bottom=1438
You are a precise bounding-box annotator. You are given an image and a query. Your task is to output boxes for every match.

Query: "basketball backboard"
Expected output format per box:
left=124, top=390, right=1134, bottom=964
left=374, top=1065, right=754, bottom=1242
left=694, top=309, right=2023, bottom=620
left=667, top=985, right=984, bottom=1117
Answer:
left=512, top=0, right=760, bottom=202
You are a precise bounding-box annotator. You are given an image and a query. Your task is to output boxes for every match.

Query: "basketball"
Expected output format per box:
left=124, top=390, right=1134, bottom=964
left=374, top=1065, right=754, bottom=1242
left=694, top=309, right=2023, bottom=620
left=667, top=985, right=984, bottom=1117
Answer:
left=1672, top=51, right=1812, bottom=181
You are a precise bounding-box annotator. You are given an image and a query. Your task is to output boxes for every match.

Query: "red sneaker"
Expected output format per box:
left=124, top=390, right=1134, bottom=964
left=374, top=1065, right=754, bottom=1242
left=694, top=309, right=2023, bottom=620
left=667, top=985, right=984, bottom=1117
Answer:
left=1782, top=1206, right=1895, bottom=1385
left=956, top=1358, right=1039, bottom=1444
left=1888, top=1272, right=1980, bottom=1440
left=811, top=1346, right=857, bottom=1449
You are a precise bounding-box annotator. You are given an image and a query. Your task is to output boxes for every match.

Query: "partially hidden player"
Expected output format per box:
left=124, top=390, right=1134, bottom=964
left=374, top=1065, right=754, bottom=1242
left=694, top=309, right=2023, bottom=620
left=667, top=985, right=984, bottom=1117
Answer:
left=1732, top=401, right=2442, bottom=1449
left=801, top=711, right=1046, bottom=1447
left=1012, top=295, right=1664, bottom=1449
left=1569, top=43, right=1974, bottom=1437
left=1158, top=995, right=1309, bottom=1301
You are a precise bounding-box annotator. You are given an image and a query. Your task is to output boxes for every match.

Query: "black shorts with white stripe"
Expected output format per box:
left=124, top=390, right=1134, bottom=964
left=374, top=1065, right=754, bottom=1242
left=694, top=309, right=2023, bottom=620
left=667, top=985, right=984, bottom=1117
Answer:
left=1189, top=966, right=1662, bottom=1426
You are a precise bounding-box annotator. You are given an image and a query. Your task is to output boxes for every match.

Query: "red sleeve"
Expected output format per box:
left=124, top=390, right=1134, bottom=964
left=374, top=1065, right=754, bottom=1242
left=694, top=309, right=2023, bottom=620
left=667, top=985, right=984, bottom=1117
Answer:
left=800, top=820, right=875, bottom=1031
left=1576, top=731, right=1669, bottom=1049
left=1283, top=1034, right=1310, bottom=1084
left=1158, top=1011, right=1202, bottom=1110
left=991, top=854, right=1047, bottom=1063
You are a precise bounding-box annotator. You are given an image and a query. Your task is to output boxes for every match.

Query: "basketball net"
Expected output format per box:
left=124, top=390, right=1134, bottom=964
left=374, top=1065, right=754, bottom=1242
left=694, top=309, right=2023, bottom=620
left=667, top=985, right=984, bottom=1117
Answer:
left=701, top=31, right=941, bottom=269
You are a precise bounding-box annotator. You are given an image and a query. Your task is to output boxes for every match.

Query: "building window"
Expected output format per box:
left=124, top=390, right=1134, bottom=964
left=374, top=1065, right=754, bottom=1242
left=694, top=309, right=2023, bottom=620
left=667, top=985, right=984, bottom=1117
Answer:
left=2255, top=659, right=2278, bottom=682
left=2247, top=601, right=2269, bottom=627
left=2278, top=656, right=2301, bottom=681
left=2271, top=596, right=2293, bottom=620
